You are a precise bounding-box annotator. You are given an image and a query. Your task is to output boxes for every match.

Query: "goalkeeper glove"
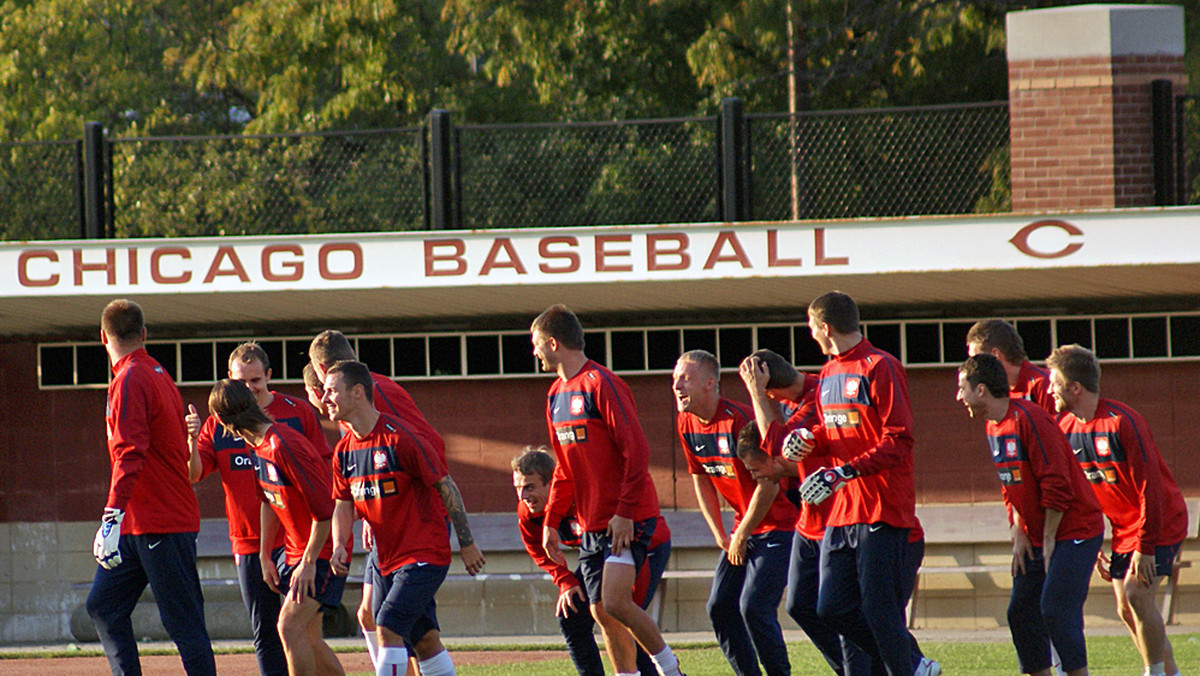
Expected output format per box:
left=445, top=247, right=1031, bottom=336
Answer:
left=781, top=428, right=815, bottom=462
left=93, top=507, right=125, bottom=570
left=800, top=465, right=858, bottom=506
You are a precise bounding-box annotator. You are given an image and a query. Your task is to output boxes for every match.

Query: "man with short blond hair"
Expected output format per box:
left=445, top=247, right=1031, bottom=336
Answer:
left=1047, top=345, right=1186, bottom=676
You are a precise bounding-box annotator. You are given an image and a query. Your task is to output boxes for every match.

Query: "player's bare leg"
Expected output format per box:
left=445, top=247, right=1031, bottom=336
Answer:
left=1115, top=575, right=1176, bottom=676
left=601, top=560, right=684, bottom=676
left=279, top=595, right=344, bottom=676
left=590, top=601, right=638, bottom=673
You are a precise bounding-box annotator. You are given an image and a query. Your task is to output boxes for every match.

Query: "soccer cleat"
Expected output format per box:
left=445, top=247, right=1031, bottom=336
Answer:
left=913, top=657, right=941, bottom=676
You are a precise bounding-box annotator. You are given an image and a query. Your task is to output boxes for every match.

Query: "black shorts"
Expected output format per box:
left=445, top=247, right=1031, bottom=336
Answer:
left=577, top=517, right=657, bottom=605
left=1109, top=541, right=1181, bottom=580
left=278, top=558, right=346, bottom=611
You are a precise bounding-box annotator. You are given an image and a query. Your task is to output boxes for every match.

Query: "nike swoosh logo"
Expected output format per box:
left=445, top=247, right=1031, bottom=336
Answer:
left=821, top=389, right=830, bottom=398
left=1073, top=539, right=1086, bottom=545
left=552, top=406, right=561, bottom=415
left=345, top=464, right=356, bottom=473
left=766, top=542, right=782, bottom=548
left=415, top=562, right=428, bottom=567
left=1072, top=448, right=1084, bottom=456
left=148, top=540, right=162, bottom=549
left=868, top=524, right=884, bottom=533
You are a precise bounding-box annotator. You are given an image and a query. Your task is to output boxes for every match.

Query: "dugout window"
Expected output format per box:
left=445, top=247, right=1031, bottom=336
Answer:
left=1169, top=315, right=1200, bottom=357
left=794, top=325, right=825, bottom=368
left=283, top=339, right=312, bottom=381
left=357, top=338, right=393, bottom=376
left=180, top=342, right=216, bottom=384
left=584, top=331, right=609, bottom=368
left=755, top=326, right=792, bottom=363
left=39, top=345, right=75, bottom=386
left=1093, top=318, right=1130, bottom=360
left=393, top=337, right=427, bottom=377
left=864, top=323, right=901, bottom=361
left=611, top=330, right=646, bottom=371
left=1132, top=317, right=1168, bottom=358
left=941, top=322, right=973, bottom=364
left=718, top=327, right=753, bottom=369
left=682, top=328, right=717, bottom=356
left=466, top=335, right=501, bottom=375
left=76, top=345, right=110, bottom=385
left=1055, top=319, right=1092, bottom=351
left=904, top=323, right=941, bottom=365
left=427, top=336, right=462, bottom=376
left=646, top=329, right=681, bottom=370
left=1015, top=320, right=1052, bottom=363
left=501, top=333, right=537, bottom=375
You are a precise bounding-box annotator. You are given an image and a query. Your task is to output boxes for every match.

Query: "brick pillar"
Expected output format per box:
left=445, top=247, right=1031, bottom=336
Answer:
left=1006, top=5, right=1185, bottom=211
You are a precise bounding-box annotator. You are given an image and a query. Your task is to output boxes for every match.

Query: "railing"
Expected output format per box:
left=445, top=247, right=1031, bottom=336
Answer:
left=0, top=99, right=1012, bottom=241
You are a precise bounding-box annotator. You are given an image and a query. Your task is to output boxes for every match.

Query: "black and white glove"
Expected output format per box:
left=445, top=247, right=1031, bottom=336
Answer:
left=781, top=428, right=814, bottom=462
left=799, top=465, right=858, bottom=506
left=93, top=507, right=125, bottom=569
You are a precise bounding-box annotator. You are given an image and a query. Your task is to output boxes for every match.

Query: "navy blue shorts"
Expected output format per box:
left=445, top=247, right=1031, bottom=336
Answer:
left=278, top=558, right=346, bottom=611
left=1109, top=541, right=1182, bottom=580
left=578, top=517, right=657, bottom=605
left=376, top=562, right=448, bottom=646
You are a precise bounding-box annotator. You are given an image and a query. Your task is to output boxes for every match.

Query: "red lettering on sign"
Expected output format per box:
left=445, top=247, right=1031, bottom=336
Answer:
left=767, top=230, right=801, bottom=267
left=18, top=250, right=58, bottom=287
left=538, top=237, right=580, bottom=274
left=262, top=245, right=304, bottom=282
left=151, top=247, right=191, bottom=284
left=647, top=233, right=690, bottom=271
left=203, top=246, right=251, bottom=283
left=814, top=228, right=849, bottom=266
left=596, top=235, right=633, bottom=272
left=319, top=243, right=363, bottom=281
left=127, top=249, right=139, bottom=285
left=703, top=231, right=751, bottom=270
left=480, top=238, right=528, bottom=275
left=425, top=239, right=467, bottom=277
left=73, top=248, right=116, bottom=286
left=1009, top=220, right=1084, bottom=259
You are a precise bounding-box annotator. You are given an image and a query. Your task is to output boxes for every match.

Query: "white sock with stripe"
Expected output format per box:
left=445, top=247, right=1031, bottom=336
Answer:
left=375, top=646, right=408, bottom=676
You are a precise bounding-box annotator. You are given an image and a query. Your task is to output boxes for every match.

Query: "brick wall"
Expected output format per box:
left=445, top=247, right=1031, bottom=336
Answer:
left=1008, top=54, right=1186, bottom=212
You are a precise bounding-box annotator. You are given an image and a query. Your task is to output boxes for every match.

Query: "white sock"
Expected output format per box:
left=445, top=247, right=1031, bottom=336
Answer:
left=362, top=626, right=379, bottom=669
left=617, top=672, right=640, bottom=676
left=418, top=649, right=457, bottom=676
left=376, top=646, right=408, bottom=676
left=650, top=645, right=682, bottom=676
left=1148, top=664, right=1167, bottom=676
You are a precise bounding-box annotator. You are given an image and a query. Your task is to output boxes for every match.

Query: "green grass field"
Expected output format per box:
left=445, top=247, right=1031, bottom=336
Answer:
left=395, top=634, right=1200, bottom=676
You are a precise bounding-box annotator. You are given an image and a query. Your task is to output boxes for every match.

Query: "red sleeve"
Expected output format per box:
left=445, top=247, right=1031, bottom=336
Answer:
left=196, top=416, right=220, bottom=480
left=106, top=370, right=152, bottom=511
left=518, top=503, right=579, bottom=592
left=330, top=436, right=352, bottom=501
left=393, top=423, right=448, bottom=488
left=1023, top=410, right=1075, bottom=514
left=274, top=429, right=334, bottom=521
left=846, top=358, right=914, bottom=476
left=1118, top=412, right=1163, bottom=554
left=678, top=416, right=705, bottom=475
left=544, top=398, right=575, bottom=531
left=597, top=375, right=651, bottom=519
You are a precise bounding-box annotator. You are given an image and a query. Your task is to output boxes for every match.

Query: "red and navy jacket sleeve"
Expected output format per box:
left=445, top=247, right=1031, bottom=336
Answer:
left=518, top=501, right=580, bottom=592
left=271, top=426, right=335, bottom=522
left=846, top=351, right=915, bottom=476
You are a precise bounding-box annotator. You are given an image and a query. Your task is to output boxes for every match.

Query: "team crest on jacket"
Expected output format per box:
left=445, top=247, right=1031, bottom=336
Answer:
left=1095, top=437, right=1110, bottom=456
left=843, top=378, right=860, bottom=399
left=267, top=464, right=279, bottom=483
left=1005, top=439, right=1018, bottom=458
left=373, top=449, right=388, bottom=470
left=570, top=395, right=585, bottom=415
left=717, top=436, right=730, bottom=455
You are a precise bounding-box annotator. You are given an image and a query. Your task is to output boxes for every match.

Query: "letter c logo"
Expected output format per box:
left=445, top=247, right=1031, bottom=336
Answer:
left=1009, top=220, right=1083, bottom=259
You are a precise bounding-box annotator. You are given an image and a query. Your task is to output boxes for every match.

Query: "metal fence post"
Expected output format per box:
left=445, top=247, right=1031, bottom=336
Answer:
left=719, top=98, right=749, bottom=221
left=83, top=122, right=107, bottom=238
left=1151, top=79, right=1174, bottom=206
left=429, top=109, right=454, bottom=230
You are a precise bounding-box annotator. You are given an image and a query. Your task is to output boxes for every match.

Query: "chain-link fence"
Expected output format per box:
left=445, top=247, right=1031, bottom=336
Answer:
left=110, top=128, right=426, bottom=237
left=3, top=102, right=1015, bottom=240
left=0, top=140, right=81, bottom=241
left=456, top=117, right=720, bottom=228
left=1176, top=96, right=1200, bottom=205
left=749, top=102, right=1010, bottom=221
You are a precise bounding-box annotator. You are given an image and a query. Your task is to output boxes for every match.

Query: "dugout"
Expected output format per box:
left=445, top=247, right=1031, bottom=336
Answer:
left=0, top=3, right=1198, bottom=645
